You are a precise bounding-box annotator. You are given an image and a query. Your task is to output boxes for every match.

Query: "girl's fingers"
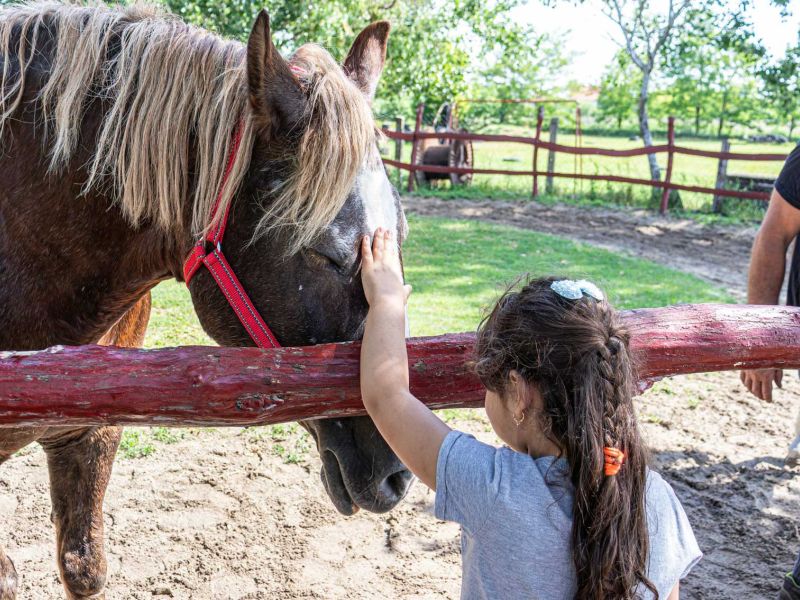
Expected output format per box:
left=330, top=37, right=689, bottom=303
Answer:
left=369, top=227, right=404, bottom=267
left=384, top=229, right=397, bottom=259
left=372, top=228, right=383, bottom=261
left=361, top=235, right=373, bottom=269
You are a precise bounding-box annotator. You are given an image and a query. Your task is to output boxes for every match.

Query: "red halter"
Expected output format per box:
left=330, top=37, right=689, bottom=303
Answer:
left=182, top=123, right=281, bottom=348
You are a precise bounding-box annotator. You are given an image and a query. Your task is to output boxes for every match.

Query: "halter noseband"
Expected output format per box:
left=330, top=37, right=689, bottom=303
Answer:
left=182, top=123, right=281, bottom=348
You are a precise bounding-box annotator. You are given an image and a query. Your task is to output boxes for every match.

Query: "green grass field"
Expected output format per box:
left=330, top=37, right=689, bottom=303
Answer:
left=381, top=127, right=791, bottom=219
left=144, top=214, right=733, bottom=348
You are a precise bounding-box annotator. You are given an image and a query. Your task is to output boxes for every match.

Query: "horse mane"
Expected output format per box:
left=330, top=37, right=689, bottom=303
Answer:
left=0, top=1, right=376, bottom=248
left=264, top=43, right=379, bottom=253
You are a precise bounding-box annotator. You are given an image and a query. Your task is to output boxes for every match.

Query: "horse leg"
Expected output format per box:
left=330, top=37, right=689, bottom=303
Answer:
left=39, top=292, right=151, bottom=599
left=0, top=426, right=50, bottom=600
left=97, top=291, right=151, bottom=347
left=40, top=426, right=121, bottom=600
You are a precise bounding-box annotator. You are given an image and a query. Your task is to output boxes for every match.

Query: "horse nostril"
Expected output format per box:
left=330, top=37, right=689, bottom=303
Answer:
left=379, top=468, right=414, bottom=501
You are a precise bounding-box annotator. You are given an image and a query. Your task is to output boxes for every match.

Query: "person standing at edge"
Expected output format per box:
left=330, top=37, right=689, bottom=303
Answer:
left=739, top=146, right=800, bottom=599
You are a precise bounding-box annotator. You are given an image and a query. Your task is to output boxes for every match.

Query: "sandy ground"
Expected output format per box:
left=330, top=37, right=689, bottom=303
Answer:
left=2, top=198, right=799, bottom=599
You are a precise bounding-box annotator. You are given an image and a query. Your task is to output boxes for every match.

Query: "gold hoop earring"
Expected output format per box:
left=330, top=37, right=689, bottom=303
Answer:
left=513, top=412, right=525, bottom=427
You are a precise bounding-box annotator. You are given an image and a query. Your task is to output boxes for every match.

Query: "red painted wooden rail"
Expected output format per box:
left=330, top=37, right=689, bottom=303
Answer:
left=0, top=304, right=798, bottom=428
left=388, top=107, right=787, bottom=212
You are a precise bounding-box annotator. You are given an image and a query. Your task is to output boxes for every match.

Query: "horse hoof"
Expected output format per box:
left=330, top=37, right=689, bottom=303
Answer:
left=0, top=552, right=17, bottom=600
left=786, top=451, right=800, bottom=468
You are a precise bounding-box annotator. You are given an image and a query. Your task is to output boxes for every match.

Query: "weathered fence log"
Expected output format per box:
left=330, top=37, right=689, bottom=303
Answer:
left=0, top=304, right=799, bottom=428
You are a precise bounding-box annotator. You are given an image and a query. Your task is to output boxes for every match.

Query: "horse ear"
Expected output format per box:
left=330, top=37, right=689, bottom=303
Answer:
left=246, top=10, right=306, bottom=133
left=343, top=21, right=390, bottom=102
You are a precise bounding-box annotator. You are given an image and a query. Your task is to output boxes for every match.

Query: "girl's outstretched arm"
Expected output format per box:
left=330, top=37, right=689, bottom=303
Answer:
left=360, top=228, right=450, bottom=490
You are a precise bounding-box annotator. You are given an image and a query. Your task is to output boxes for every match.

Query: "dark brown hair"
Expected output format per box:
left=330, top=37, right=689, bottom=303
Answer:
left=474, top=276, right=657, bottom=600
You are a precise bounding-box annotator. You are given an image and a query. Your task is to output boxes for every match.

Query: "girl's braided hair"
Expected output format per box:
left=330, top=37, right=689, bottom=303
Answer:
left=474, top=276, right=657, bottom=600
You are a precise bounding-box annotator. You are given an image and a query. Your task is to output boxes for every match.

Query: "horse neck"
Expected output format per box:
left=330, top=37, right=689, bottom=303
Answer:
left=0, top=162, right=188, bottom=349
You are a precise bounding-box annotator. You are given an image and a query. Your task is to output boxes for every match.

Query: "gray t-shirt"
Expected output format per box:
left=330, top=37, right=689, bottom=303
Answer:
left=435, top=431, right=702, bottom=600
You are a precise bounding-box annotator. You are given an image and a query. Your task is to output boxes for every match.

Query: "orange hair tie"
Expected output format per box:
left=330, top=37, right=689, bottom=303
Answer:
left=603, top=447, right=625, bottom=476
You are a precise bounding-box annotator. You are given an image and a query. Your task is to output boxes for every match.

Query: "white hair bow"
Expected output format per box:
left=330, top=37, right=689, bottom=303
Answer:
left=550, top=279, right=604, bottom=301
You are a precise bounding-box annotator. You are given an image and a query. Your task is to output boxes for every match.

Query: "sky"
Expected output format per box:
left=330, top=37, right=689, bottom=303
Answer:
left=514, top=0, right=800, bottom=85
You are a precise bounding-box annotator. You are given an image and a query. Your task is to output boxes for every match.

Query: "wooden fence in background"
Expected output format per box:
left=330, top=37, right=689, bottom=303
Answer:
left=384, top=104, right=789, bottom=214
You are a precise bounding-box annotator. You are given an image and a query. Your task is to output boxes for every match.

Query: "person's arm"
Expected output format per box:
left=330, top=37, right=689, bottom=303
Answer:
left=360, top=228, right=450, bottom=490
left=740, top=189, right=800, bottom=400
left=667, top=582, right=679, bottom=600
left=747, top=189, right=800, bottom=303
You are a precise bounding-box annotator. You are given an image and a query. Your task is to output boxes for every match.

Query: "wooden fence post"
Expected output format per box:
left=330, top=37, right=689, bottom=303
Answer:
left=659, top=116, right=676, bottom=215
left=712, top=137, right=730, bottom=213
left=532, top=105, right=545, bottom=198
left=407, top=103, right=424, bottom=193
left=546, top=117, right=559, bottom=194
left=394, top=116, right=404, bottom=188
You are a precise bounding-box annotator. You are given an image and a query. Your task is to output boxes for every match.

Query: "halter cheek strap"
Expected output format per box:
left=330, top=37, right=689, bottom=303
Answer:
left=182, top=122, right=281, bottom=349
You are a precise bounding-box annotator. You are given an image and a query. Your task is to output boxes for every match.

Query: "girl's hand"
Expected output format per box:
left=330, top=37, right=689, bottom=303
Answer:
left=361, top=228, right=412, bottom=308
left=360, top=227, right=449, bottom=491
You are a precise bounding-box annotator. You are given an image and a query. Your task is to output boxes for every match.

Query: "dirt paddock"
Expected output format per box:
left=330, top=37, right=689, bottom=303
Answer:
left=2, top=198, right=798, bottom=599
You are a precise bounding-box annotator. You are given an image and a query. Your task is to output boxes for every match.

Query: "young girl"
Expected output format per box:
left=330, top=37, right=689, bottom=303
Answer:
left=359, top=228, right=701, bottom=600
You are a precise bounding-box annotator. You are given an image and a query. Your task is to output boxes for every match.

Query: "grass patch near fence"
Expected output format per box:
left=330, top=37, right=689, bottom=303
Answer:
left=128, top=214, right=733, bottom=459
left=401, top=216, right=733, bottom=335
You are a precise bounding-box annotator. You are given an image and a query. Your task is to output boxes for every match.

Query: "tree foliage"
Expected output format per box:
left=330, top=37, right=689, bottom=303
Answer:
left=459, top=27, right=570, bottom=128
left=547, top=0, right=798, bottom=141
left=596, top=51, right=639, bottom=129
left=658, top=6, right=764, bottom=137
left=161, top=0, right=556, bottom=119
left=8, top=0, right=795, bottom=139
left=762, top=35, right=800, bottom=138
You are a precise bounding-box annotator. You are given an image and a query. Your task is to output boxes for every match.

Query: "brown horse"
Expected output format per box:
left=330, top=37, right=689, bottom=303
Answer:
left=0, top=3, right=410, bottom=598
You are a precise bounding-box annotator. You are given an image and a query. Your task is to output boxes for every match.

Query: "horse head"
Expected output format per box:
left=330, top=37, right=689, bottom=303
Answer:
left=187, top=13, right=412, bottom=515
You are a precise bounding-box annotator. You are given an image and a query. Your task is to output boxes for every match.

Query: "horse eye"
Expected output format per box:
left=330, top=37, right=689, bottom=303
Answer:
left=303, top=248, right=341, bottom=271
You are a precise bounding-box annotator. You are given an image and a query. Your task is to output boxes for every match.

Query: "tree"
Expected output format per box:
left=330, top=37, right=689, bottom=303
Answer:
left=602, top=0, right=692, bottom=182
left=659, top=5, right=765, bottom=137
left=162, top=0, right=535, bottom=118
left=663, top=45, right=764, bottom=137
left=596, top=51, right=639, bottom=129
left=462, top=27, right=569, bottom=127
left=547, top=0, right=761, bottom=174
left=762, top=35, right=800, bottom=139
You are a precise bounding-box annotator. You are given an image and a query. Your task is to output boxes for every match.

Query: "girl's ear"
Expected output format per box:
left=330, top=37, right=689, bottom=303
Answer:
left=508, top=370, right=534, bottom=415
